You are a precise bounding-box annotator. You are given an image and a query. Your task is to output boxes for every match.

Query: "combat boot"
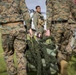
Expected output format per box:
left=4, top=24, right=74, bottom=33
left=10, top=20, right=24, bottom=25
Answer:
left=60, top=60, right=68, bottom=75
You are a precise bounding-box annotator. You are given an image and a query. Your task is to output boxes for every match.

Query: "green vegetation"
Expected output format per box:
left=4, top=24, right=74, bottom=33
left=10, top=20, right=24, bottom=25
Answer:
left=0, top=32, right=8, bottom=75
left=0, top=31, right=76, bottom=75
left=68, top=56, right=76, bottom=75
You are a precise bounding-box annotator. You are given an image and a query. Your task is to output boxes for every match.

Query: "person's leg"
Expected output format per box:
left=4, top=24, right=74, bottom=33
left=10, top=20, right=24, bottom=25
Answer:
left=60, top=60, right=68, bottom=75
left=53, top=23, right=69, bottom=75
left=52, top=23, right=63, bottom=47
left=52, top=23, right=65, bottom=75
left=57, top=52, right=68, bottom=75
left=14, top=23, right=27, bottom=75
left=59, top=23, right=71, bottom=75
left=2, top=34, right=17, bottom=75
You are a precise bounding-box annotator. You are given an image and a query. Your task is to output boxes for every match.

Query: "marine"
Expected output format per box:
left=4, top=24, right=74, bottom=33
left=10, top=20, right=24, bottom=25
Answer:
left=0, top=0, right=32, bottom=75
left=25, top=5, right=58, bottom=75
left=46, top=0, right=76, bottom=75
left=32, top=5, right=45, bottom=35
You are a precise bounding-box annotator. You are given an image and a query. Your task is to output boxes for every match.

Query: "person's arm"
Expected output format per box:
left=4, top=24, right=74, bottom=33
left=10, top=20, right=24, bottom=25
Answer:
left=20, top=0, right=31, bottom=30
left=33, top=12, right=38, bottom=28
left=46, top=0, right=53, bottom=30
left=45, top=0, right=53, bottom=36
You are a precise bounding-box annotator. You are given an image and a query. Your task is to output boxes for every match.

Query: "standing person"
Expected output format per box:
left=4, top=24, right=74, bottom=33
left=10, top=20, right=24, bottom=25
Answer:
left=0, top=0, right=32, bottom=75
left=46, top=0, right=76, bottom=75
left=30, top=5, right=45, bottom=73
left=29, top=5, right=58, bottom=75
left=32, top=5, right=45, bottom=36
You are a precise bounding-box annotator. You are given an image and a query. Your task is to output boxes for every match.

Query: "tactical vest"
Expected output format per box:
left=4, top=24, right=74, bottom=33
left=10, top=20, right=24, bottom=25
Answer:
left=31, top=12, right=45, bottom=33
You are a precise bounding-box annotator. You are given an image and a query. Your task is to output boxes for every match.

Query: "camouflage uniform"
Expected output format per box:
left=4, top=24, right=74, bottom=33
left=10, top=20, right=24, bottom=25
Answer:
left=66, top=12, right=76, bottom=56
left=46, top=0, right=76, bottom=75
left=32, top=12, right=45, bottom=34
left=0, top=0, right=31, bottom=75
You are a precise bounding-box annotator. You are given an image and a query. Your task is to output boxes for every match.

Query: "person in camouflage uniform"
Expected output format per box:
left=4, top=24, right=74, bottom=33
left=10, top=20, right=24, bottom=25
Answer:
left=26, top=5, right=58, bottom=75
left=27, top=6, right=45, bottom=70
left=46, top=0, right=76, bottom=75
left=0, top=0, right=32, bottom=75
left=32, top=5, right=45, bottom=35
left=26, top=5, right=45, bottom=72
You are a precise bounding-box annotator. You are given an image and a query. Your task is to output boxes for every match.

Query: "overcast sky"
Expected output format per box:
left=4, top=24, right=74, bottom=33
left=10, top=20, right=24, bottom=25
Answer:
left=25, top=0, right=46, bottom=29
left=26, top=0, right=46, bottom=15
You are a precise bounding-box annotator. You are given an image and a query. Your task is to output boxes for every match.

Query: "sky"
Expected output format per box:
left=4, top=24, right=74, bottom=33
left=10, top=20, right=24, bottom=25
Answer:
left=26, top=0, right=46, bottom=13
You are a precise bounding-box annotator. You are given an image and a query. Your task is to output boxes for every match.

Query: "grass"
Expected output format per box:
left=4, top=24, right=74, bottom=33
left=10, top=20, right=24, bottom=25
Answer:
left=68, top=56, right=76, bottom=75
left=0, top=29, right=76, bottom=75
left=0, top=32, right=8, bottom=75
